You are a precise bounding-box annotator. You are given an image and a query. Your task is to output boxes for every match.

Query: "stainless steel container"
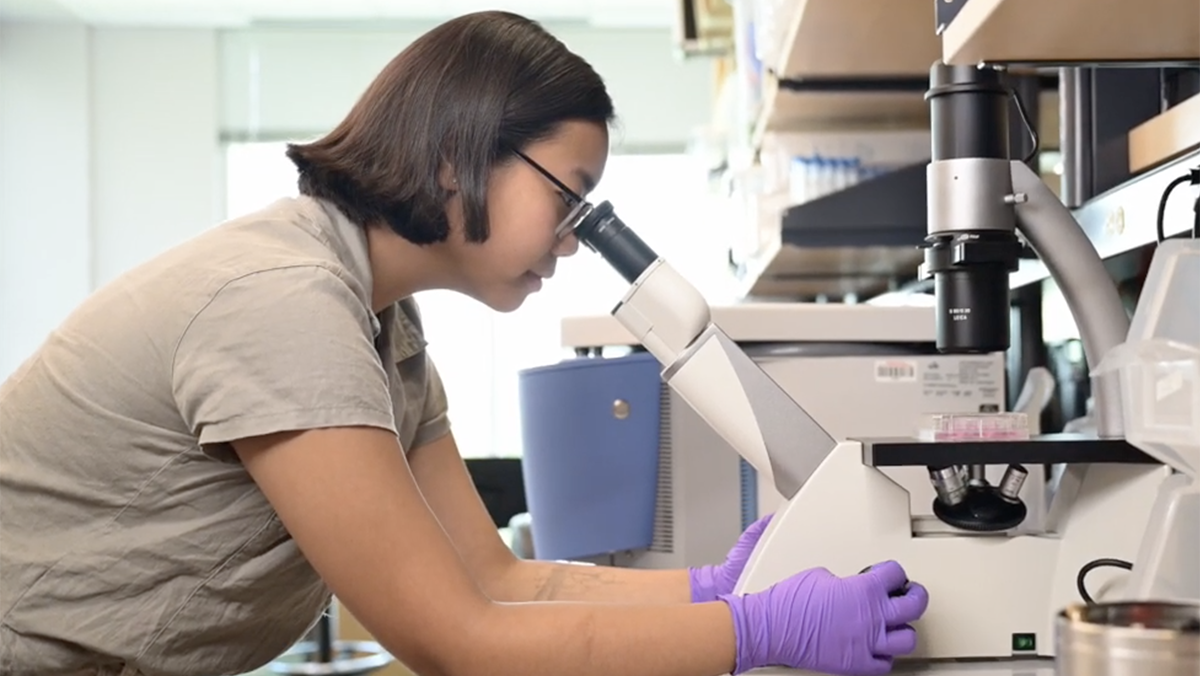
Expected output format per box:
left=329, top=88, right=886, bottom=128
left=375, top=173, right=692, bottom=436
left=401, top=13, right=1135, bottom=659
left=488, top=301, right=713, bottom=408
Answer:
left=1056, top=601, right=1200, bottom=675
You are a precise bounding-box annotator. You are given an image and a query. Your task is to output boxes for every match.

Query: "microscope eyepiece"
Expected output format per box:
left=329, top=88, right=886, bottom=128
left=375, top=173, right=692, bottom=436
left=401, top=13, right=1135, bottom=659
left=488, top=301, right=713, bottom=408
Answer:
left=573, top=201, right=658, bottom=284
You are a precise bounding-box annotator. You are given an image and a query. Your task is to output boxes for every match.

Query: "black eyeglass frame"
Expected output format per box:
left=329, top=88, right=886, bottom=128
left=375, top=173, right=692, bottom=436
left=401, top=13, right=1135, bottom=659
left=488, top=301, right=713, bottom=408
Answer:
left=511, top=149, right=596, bottom=239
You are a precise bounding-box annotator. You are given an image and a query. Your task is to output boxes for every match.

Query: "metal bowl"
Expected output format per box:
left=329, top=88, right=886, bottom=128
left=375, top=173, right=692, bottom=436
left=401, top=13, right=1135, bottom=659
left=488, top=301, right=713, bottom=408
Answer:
left=1056, top=601, right=1200, bottom=676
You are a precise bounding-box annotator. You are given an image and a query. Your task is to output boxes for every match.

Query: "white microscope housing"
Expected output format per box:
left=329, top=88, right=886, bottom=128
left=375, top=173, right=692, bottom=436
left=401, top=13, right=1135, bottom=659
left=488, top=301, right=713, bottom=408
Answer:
left=563, top=60, right=1199, bottom=673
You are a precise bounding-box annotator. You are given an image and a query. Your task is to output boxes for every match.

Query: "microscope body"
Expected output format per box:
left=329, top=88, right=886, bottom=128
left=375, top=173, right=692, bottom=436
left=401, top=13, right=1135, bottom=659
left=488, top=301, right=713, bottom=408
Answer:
left=601, top=255, right=1171, bottom=672
left=734, top=440, right=1168, bottom=673
left=734, top=64, right=1189, bottom=672
left=572, top=59, right=1194, bottom=676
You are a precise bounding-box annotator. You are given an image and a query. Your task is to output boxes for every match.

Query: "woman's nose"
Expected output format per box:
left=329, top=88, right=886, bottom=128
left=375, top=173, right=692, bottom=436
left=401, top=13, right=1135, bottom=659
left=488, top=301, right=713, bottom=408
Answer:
left=553, top=232, right=579, bottom=257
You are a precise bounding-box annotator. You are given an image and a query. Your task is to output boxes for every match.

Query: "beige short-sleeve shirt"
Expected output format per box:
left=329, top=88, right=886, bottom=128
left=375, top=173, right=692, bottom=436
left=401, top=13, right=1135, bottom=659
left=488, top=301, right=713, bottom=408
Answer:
left=0, top=196, right=451, bottom=676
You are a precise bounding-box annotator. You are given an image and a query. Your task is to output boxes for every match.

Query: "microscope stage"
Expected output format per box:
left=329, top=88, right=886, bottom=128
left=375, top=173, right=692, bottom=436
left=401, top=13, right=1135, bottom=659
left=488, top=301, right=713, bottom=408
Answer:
left=859, top=433, right=1157, bottom=467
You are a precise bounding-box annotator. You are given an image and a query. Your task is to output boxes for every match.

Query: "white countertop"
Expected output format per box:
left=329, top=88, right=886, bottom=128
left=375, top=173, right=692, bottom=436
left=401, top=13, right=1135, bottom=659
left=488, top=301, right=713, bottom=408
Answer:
left=562, top=303, right=938, bottom=348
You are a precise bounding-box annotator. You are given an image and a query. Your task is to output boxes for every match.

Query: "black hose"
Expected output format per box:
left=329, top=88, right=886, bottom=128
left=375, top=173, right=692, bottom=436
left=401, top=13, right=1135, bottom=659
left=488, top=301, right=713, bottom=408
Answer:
left=1157, top=174, right=1192, bottom=243
left=1193, top=193, right=1199, bottom=238
left=1077, top=557, right=1134, bottom=605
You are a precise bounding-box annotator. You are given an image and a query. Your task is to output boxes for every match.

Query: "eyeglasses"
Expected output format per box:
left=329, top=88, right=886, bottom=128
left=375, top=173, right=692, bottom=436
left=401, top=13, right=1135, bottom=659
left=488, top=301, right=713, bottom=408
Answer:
left=512, top=149, right=595, bottom=239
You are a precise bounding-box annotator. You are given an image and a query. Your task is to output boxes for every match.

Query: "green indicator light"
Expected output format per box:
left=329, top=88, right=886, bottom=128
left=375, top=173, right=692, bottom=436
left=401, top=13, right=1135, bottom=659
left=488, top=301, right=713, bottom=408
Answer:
left=1012, top=633, right=1037, bottom=652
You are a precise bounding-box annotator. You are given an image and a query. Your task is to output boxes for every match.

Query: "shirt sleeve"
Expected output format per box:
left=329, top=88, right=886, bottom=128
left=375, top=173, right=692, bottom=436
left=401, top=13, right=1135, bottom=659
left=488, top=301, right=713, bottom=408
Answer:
left=411, top=353, right=451, bottom=450
left=172, top=265, right=397, bottom=456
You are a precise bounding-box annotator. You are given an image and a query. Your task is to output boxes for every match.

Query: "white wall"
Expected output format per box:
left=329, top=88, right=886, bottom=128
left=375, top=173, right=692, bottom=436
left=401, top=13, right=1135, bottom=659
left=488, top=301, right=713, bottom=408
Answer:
left=90, top=29, right=221, bottom=285
left=0, top=22, right=220, bottom=377
left=219, top=24, right=716, bottom=150
left=0, top=23, right=92, bottom=377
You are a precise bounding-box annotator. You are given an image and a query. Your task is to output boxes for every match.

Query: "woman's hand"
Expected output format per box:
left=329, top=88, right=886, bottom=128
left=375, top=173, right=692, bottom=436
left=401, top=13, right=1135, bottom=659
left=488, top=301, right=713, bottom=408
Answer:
left=689, top=513, right=773, bottom=602
left=721, top=560, right=930, bottom=675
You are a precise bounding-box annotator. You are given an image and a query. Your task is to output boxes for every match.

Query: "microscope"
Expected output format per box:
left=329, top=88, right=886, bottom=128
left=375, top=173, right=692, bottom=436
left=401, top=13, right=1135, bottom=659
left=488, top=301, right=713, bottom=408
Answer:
left=568, top=61, right=1198, bottom=675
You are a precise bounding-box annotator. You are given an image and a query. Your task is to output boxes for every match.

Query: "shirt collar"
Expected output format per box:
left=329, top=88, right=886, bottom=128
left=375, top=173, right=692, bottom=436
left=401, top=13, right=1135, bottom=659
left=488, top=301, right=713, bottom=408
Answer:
left=299, top=196, right=428, bottom=361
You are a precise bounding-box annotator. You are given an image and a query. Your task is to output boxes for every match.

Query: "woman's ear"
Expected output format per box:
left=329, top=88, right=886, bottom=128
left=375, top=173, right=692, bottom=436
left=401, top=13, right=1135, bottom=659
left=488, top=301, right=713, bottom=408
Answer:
left=438, top=160, right=458, bottom=191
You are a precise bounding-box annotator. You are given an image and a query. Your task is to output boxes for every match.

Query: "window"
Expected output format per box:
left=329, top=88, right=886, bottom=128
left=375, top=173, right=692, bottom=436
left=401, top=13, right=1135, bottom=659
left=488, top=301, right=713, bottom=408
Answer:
left=224, top=143, right=734, bottom=457
left=225, top=142, right=302, bottom=216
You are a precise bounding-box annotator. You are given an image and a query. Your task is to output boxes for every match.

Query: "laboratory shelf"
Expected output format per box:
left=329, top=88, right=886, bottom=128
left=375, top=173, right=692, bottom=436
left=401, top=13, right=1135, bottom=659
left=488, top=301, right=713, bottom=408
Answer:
left=752, top=75, right=930, bottom=150
left=1129, top=93, right=1200, bottom=175
left=737, top=163, right=930, bottom=300
left=772, top=0, right=941, bottom=79
left=750, top=0, right=941, bottom=149
left=1011, top=147, right=1200, bottom=288
left=779, top=162, right=927, bottom=248
left=737, top=242, right=924, bottom=300
left=941, top=0, right=1200, bottom=66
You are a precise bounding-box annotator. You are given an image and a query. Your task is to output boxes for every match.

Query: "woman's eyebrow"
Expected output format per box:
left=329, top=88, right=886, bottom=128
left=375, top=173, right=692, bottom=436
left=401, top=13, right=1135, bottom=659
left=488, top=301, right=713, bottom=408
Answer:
left=573, top=168, right=597, bottom=195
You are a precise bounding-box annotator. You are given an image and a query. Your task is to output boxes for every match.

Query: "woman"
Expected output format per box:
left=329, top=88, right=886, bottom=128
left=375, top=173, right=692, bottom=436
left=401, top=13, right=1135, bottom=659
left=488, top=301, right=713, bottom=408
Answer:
left=0, top=11, right=927, bottom=676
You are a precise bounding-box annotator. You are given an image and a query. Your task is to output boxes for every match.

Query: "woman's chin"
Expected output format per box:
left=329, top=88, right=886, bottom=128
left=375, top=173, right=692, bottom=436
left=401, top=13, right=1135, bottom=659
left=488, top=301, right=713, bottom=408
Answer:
left=476, top=281, right=535, bottom=313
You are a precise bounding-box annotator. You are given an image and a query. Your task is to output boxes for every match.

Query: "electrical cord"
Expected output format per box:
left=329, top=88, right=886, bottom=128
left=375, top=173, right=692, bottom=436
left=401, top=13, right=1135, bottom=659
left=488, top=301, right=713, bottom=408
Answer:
left=1194, top=192, right=1199, bottom=238
left=1077, top=557, right=1134, bottom=605
left=1007, top=88, right=1040, bottom=165
left=1156, top=167, right=1200, bottom=243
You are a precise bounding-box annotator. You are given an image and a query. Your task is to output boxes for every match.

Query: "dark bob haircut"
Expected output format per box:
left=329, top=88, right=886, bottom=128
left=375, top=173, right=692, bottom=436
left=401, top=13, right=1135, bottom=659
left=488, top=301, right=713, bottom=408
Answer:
left=285, top=11, right=616, bottom=244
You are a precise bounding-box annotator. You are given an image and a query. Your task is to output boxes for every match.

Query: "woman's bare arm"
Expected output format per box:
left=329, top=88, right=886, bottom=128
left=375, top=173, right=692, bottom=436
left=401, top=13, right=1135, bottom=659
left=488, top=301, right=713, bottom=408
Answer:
left=406, top=431, right=692, bottom=605
left=500, top=560, right=692, bottom=603
left=234, top=426, right=736, bottom=676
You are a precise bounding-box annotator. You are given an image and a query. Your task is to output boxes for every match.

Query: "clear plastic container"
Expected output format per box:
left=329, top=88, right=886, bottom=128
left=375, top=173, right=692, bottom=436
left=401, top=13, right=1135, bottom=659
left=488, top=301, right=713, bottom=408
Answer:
left=1096, top=339, right=1200, bottom=461
left=847, top=157, right=862, bottom=188
left=811, top=155, right=828, bottom=198
left=832, top=158, right=851, bottom=191
left=1092, top=238, right=1200, bottom=478
left=920, top=412, right=1031, bottom=442
left=788, top=157, right=809, bottom=204
left=1091, top=239, right=1199, bottom=605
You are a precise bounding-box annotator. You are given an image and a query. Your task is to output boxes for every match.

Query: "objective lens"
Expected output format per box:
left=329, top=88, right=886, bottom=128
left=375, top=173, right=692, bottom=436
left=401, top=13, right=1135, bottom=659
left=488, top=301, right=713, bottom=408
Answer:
left=934, top=265, right=1011, bottom=353
left=922, top=232, right=1023, bottom=354
left=998, top=464, right=1028, bottom=502
left=929, top=465, right=968, bottom=507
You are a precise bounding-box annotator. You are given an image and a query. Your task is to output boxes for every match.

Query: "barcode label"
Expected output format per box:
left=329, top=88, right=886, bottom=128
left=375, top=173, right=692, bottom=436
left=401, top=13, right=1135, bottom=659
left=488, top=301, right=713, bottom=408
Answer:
left=875, top=360, right=918, bottom=382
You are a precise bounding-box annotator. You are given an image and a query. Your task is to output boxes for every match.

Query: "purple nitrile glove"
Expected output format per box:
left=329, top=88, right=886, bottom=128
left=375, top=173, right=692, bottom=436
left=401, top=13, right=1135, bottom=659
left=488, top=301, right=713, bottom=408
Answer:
left=718, top=560, right=929, bottom=676
left=689, top=513, right=774, bottom=603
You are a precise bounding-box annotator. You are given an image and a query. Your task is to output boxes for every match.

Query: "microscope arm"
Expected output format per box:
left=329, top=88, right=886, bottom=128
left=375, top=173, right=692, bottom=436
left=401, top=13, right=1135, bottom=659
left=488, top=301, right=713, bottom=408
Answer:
left=571, top=202, right=838, bottom=501
left=1009, top=160, right=1131, bottom=438
left=922, top=63, right=1131, bottom=439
